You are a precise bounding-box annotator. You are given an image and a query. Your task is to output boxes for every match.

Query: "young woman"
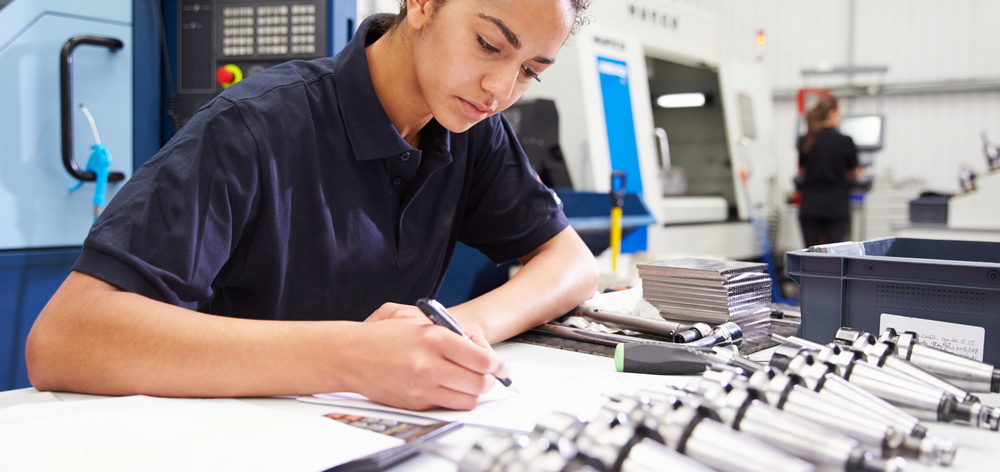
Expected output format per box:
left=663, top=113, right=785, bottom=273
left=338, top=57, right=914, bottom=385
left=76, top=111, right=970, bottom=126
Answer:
left=26, top=0, right=597, bottom=411
left=797, top=96, right=861, bottom=248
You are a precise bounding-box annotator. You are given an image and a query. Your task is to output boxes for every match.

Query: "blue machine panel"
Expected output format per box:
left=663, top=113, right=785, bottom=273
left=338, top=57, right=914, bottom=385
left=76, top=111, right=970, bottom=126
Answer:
left=597, top=56, right=646, bottom=252
left=437, top=190, right=655, bottom=307
left=0, top=0, right=134, bottom=250
left=0, top=248, right=80, bottom=391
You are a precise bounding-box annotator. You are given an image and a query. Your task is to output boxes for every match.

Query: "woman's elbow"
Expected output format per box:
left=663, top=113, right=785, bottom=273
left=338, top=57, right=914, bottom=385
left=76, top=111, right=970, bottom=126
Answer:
left=571, top=249, right=600, bottom=303
left=24, top=322, right=63, bottom=392
left=24, top=296, right=83, bottom=392
left=582, top=256, right=600, bottom=295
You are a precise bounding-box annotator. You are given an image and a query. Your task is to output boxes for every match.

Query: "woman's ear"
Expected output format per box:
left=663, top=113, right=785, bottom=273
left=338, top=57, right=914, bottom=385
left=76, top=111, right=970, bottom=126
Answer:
left=406, top=0, right=435, bottom=31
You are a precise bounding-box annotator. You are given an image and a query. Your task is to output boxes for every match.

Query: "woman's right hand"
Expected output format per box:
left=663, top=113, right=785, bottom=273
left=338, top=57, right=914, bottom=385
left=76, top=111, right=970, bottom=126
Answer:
left=333, top=316, right=505, bottom=411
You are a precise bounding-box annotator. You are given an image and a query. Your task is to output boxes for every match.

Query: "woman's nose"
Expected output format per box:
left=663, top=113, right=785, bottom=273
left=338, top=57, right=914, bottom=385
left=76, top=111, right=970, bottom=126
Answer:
left=481, top=63, right=519, bottom=104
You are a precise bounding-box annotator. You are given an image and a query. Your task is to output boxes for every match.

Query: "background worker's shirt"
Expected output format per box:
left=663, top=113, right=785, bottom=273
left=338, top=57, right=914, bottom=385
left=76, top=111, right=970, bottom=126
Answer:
left=798, top=128, right=859, bottom=220
left=72, top=15, right=568, bottom=321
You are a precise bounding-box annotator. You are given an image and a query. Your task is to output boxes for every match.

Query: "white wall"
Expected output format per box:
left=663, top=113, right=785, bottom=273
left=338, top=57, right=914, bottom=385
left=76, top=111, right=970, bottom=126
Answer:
left=693, top=0, right=1000, bottom=195
left=357, top=0, right=399, bottom=18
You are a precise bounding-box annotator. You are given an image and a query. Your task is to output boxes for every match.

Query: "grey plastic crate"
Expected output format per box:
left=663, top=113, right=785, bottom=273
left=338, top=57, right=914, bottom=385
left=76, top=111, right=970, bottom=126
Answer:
left=786, top=238, right=1000, bottom=364
left=909, top=195, right=950, bottom=224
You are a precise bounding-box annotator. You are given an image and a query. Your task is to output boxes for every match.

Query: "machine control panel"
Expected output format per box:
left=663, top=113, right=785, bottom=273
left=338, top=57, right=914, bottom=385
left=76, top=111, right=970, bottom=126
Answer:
left=175, top=0, right=332, bottom=128
left=219, top=4, right=320, bottom=57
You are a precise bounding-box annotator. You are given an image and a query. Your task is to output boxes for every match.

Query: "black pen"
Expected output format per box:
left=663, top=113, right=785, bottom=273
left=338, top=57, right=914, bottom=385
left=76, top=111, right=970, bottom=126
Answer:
left=415, top=298, right=516, bottom=389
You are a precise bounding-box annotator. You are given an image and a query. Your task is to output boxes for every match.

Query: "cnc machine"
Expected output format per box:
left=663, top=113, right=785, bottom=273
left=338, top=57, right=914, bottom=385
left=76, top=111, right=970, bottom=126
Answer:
left=520, top=0, right=780, bottom=260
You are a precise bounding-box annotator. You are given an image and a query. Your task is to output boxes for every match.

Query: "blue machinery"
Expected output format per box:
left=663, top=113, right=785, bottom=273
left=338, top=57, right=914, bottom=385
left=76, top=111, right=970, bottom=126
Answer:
left=0, top=0, right=355, bottom=390
left=0, top=0, right=146, bottom=392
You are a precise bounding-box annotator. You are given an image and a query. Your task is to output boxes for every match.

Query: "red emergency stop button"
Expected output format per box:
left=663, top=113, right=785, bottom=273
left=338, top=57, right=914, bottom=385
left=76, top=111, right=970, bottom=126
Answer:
left=215, top=64, right=243, bottom=88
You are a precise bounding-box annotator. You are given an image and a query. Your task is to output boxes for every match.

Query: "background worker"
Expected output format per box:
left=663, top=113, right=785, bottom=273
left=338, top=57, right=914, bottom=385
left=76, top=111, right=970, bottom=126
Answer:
left=26, top=0, right=598, bottom=411
left=796, top=96, right=862, bottom=247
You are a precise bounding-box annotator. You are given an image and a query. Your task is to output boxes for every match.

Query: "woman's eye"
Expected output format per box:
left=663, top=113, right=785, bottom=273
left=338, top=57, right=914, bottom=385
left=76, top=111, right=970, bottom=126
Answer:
left=477, top=37, right=500, bottom=54
left=475, top=35, right=540, bottom=83
left=522, top=66, right=541, bottom=82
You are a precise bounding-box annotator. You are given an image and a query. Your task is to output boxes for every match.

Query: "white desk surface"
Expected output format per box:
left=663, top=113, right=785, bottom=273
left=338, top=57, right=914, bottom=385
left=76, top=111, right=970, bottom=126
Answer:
left=2, top=341, right=1000, bottom=471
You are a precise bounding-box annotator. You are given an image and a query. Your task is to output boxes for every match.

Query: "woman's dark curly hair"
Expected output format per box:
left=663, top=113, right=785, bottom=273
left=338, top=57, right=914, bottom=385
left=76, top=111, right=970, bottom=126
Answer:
left=389, top=0, right=593, bottom=36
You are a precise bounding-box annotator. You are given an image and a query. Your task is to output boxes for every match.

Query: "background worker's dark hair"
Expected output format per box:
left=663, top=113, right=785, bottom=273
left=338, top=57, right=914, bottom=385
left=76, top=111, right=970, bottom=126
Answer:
left=801, top=96, right=839, bottom=154
left=389, top=0, right=593, bottom=35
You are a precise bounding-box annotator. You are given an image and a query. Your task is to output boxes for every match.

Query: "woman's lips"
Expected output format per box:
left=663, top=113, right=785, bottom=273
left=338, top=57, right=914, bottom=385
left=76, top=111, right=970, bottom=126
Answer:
left=460, top=98, right=489, bottom=121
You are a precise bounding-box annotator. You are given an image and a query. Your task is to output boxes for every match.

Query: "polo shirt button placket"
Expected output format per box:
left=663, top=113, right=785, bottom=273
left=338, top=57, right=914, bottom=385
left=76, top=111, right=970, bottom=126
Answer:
left=400, top=152, right=410, bottom=162
left=392, top=177, right=402, bottom=185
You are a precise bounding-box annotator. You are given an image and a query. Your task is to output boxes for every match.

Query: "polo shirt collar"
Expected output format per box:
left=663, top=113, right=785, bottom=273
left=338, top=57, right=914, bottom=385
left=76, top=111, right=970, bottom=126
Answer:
left=332, top=14, right=449, bottom=161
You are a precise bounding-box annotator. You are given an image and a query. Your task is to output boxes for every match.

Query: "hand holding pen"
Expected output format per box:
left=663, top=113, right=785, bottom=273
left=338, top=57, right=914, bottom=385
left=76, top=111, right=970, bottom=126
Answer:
left=416, top=298, right=518, bottom=392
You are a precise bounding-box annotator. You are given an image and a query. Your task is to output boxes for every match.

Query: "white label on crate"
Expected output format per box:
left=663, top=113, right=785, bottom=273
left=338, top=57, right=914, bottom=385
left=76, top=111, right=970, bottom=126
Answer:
left=880, top=314, right=985, bottom=361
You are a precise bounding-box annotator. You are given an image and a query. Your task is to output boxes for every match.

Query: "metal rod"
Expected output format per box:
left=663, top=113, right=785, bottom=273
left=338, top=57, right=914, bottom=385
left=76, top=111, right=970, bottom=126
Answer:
left=79, top=104, right=101, bottom=144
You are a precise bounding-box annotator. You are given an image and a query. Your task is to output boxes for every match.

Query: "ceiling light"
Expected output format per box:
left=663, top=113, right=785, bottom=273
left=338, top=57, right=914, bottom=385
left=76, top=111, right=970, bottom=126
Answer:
left=656, top=93, right=706, bottom=108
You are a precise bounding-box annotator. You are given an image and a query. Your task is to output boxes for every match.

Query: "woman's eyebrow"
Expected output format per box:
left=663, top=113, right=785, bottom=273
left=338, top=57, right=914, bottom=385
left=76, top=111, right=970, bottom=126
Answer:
left=476, top=12, right=556, bottom=65
left=477, top=13, right=520, bottom=49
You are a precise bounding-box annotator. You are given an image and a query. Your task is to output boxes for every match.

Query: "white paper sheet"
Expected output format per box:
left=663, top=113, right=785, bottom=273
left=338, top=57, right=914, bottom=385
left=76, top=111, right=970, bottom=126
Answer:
left=301, top=362, right=682, bottom=432
left=0, top=395, right=403, bottom=472
left=0, top=390, right=60, bottom=410
left=881, top=313, right=986, bottom=361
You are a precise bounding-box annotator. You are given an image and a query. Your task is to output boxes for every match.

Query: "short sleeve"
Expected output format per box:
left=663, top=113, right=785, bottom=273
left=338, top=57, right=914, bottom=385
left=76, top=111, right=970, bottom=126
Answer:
left=457, top=115, right=568, bottom=264
left=72, top=98, right=261, bottom=309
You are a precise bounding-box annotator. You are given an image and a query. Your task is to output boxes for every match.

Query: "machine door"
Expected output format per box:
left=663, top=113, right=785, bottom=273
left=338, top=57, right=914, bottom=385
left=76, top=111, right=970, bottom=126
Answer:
left=718, top=61, right=777, bottom=221
left=0, top=0, right=134, bottom=250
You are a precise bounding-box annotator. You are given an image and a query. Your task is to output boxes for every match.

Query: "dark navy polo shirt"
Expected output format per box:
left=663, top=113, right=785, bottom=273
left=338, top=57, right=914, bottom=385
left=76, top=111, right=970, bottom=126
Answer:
left=73, top=15, right=568, bottom=321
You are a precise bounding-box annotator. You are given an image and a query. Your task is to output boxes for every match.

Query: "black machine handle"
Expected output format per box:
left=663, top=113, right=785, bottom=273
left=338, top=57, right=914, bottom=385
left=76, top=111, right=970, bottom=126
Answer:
left=610, top=170, right=627, bottom=209
left=60, top=35, right=126, bottom=183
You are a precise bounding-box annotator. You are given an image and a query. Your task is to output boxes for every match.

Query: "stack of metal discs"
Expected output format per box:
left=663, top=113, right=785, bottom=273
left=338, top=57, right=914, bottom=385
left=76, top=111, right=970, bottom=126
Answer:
left=637, top=258, right=772, bottom=327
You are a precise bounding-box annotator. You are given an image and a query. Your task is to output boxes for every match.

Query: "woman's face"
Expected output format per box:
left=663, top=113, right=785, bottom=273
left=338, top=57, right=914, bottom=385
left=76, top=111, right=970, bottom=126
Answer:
left=409, top=0, right=575, bottom=133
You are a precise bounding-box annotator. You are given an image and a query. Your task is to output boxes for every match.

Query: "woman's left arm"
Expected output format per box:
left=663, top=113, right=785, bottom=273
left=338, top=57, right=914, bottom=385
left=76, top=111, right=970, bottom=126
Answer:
left=845, top=135, right=862, bottom=180
left=449, top=226, right=598, bottom=343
